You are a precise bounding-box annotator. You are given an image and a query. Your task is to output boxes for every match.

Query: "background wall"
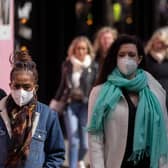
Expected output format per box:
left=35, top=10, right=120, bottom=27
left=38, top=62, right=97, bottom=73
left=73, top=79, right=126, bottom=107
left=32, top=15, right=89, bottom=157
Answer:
left=0, top=0, right=14, bottom=94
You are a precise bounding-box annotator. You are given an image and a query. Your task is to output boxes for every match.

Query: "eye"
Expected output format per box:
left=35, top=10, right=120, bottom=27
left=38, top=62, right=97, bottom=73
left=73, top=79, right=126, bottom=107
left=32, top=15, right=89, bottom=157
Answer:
left=13, top=84, right=21, bottom=89
left=121, top=50, right=136, bottom=57
left=11, top=83, right=33, bottom=91
left=23, top=85, right=31, bottom=90
left=129, top=53, right=137, bottom=57
left=118, top=53, right=125, bottom=57
left=22, top=84, right=34, bottom=91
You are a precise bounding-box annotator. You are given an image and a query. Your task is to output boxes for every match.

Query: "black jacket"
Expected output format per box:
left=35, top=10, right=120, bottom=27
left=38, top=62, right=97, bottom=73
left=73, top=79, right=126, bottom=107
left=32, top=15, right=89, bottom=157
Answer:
left=0, top=89, right=6, bottom=100
left=145, top=54, right=168, bottom=108
left=54, top=60, right=98, bottom=103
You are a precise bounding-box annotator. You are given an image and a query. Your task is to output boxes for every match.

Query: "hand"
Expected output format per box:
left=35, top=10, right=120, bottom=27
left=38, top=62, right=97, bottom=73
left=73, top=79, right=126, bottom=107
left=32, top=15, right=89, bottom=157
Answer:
left=49, top=99, right=65, bottom=113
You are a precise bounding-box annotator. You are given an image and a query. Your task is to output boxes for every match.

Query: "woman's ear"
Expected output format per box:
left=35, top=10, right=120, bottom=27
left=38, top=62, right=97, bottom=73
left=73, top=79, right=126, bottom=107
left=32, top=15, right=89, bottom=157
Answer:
left=34, top=84, right=39, bottom=92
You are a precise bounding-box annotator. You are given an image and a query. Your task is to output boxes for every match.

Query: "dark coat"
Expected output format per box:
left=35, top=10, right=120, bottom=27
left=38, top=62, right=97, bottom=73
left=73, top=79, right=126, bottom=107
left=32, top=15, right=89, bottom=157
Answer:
left=145, top=54, right=168, bottom=108
left=54, top=59, right=98, bottom=104
left=0, top=88, right=6, bottom=100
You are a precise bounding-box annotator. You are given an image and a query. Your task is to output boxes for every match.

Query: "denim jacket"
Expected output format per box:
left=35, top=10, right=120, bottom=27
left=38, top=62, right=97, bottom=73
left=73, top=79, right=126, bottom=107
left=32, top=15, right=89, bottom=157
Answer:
left=0, top=97, right=65, bottom=168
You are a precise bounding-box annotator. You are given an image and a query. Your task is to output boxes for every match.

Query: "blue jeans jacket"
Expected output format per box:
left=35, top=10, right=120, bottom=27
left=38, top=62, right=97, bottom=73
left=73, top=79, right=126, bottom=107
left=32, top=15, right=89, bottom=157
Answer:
left=0, top=101, right=65, bottom=168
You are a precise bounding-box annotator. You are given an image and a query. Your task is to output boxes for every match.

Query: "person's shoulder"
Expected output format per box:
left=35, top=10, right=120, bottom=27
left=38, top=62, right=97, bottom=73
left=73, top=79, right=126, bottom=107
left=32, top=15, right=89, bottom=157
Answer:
left=62, top=60, right=72, bottom=72
left=37, top=101, right=48, bottom=109
left=0, top=88, right=6, bottom=93
left=92, top=84, right=103, bottom=92
left=36, top=102, right=60, bottom=132
left=63, top=59, right=71, bottom=67
left=0, top=96, right=8, bottom=111
left=145, top=70, right=166, bottom=94
left=145, top=71, right=161, bottom=86
left=89, top=84, right=103, bottom=98
left=37, top=102, right=58, bottom=116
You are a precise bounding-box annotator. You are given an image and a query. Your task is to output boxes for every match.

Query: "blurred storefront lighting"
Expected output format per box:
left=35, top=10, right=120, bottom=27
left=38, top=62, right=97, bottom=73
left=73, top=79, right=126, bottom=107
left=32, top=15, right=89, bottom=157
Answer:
left=86, top=13, right=93, bottom=25
left=113, top=2, right=122, bottom=22
left=18, top=1, right=32, bottom=19
left=20, top=18, right=28, bottom=24
left=126, top=16, right=133, bottom=24
left=20, top=45, right=28, bottom=51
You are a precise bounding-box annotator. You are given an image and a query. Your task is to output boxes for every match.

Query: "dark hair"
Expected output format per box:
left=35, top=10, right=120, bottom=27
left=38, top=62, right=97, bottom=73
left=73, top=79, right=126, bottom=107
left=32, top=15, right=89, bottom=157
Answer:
left=95, top=34, right=146, bottom=85
left=10, top=50, right=38, bottom=83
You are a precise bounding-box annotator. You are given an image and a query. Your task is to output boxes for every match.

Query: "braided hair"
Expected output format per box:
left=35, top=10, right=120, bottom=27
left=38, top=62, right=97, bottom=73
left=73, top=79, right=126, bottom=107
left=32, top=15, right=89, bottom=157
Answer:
left=10, top=50, right=38, bottom=84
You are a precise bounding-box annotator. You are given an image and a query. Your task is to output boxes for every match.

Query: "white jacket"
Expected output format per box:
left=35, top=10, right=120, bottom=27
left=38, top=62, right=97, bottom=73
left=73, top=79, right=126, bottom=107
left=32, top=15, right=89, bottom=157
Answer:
left=87, top=72, right=168, bottom=168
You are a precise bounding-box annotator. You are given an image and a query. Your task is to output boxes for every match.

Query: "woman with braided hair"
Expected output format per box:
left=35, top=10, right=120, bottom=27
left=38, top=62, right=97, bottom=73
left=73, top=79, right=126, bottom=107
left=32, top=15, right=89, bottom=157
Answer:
left=0, top=50, right=65, bottom=168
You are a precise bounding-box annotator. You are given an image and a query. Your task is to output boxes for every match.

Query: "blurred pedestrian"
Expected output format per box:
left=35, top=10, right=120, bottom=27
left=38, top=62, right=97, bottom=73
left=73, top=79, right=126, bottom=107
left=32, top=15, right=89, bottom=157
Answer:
left=93, top=26, right=118, bottom=72
left=50, top=36, right=97, bottom=168
left=87, top=34, right=168, bottom=168
left=0, top=50, right=65, bottom=168
left=145, top=26, right=168, bottom=108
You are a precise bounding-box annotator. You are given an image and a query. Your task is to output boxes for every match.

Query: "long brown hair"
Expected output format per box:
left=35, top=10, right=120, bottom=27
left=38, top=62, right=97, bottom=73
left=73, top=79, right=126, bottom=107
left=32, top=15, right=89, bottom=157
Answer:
left=95, top=34, right=146, bottom=85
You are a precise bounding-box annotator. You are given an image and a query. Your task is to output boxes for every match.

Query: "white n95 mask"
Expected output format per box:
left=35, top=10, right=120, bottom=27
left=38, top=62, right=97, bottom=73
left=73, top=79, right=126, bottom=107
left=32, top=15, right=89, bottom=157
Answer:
left=11, top=89, right=34, bottom=107
left=117, top=57, right=138, bottom=76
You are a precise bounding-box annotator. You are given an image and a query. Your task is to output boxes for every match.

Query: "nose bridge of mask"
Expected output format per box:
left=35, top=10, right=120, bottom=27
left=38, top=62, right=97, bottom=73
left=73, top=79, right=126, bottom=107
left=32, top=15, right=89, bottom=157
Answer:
left=15, top=88, right=33, bottom=100
left=13, top=88, right=34, bottom=106
left=15, top=88, right=27, bottom=99
left=124, top=54, right=132, bottom=60
left=14, top=88, right=22, bottom=97
left=20, top=88, right=28, bottom=96
left=117, top=56, right=137, bottom=75
left=119, top=56, right=131, bottom=65
left=126, top=59, right=137, bottom=75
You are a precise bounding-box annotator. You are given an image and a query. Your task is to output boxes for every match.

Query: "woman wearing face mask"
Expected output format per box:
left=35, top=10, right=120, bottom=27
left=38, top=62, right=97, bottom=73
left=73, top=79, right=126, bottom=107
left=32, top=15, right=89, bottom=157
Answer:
left=0, top=51, right=65, bottom=168
left=87, top=34, right=168, bottom=168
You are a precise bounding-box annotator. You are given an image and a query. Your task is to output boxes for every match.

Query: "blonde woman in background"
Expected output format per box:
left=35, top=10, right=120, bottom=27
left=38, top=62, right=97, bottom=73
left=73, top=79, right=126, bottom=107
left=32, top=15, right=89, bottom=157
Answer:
left=50, top=36, right=97, bottom=168
left=145, top=26, right=168, bottom=108
left=93, top=26, right=118, bottom=72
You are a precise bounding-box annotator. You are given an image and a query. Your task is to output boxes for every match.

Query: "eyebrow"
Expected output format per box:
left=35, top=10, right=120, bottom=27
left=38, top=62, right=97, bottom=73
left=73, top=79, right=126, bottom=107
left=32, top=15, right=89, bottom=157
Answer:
left=118, top=51, right=137, bottom=54
left=12, top=83, right=33, bottom=86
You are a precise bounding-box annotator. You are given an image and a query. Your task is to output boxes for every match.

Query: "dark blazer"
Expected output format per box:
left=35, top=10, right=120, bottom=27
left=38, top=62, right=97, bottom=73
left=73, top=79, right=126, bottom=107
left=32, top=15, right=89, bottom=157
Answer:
left=54, top=60, right=98, bottom=104
left=145, top=54, right=168, bottom=108
left=0, top=89, right=6, bottom=100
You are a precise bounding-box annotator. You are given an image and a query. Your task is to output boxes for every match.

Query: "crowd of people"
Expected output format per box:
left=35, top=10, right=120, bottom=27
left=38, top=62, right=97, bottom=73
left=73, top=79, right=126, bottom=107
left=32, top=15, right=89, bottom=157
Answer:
left=0, top=25, right=168, bottom=168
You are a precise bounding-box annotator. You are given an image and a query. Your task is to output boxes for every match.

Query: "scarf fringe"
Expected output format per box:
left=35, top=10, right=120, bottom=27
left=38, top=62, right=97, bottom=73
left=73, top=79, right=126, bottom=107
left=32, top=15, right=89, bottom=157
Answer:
left=128, top=150, right=149, bottom=165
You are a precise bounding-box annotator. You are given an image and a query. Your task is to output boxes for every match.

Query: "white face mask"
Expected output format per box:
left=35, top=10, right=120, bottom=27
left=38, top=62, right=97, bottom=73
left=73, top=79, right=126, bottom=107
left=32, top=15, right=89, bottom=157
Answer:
left=11, top=89, right=34, bottom=107
left=117, top=57, right=138, bottom=76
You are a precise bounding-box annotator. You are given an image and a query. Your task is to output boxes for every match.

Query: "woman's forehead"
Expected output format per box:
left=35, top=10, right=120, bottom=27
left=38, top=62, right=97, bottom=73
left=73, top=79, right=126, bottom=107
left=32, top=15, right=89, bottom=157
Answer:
left=119, top=43, right=137, bottom=51
left=12, top=71, right=35, bottom=82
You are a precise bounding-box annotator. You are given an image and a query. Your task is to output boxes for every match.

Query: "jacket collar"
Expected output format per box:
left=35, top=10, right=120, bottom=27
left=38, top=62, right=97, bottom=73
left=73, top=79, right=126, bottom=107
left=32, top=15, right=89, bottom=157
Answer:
left=0, top=96, right=40, bottom=138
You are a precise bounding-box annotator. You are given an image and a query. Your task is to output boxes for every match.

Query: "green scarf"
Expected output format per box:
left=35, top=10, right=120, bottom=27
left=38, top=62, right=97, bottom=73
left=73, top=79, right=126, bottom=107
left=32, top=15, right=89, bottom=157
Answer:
left=88, top=68, right=168, bottom=168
